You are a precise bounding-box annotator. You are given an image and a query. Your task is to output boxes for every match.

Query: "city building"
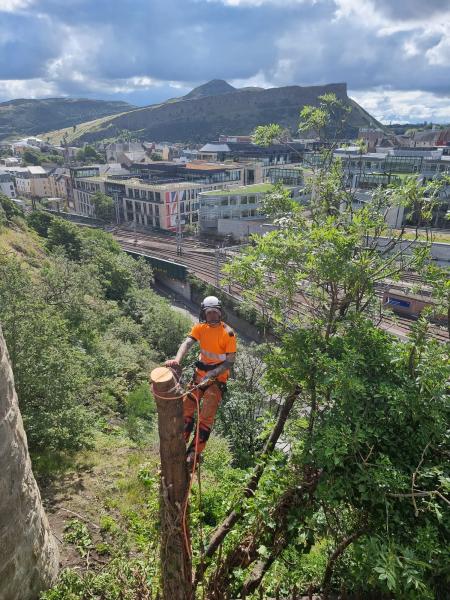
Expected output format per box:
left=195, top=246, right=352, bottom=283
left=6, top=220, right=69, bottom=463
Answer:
left=305, top=146, right=450, bottom=228
left=14, top=166, right=52, bottom=198
left=72, top=172, right=228, bottom=230
left=130, top=160, right=244, bottom=186
left=198, top=183, right=304, bottom=235
left=0, top=171, right=16, bottom=198
left=197, top=141, right=304, bottom=164
left=409, top=128, right=450, bottom=148
left=48, top=168, right=71, bottom=202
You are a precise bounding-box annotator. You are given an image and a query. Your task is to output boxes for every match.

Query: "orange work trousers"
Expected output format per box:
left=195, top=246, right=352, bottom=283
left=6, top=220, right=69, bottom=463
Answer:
left=183, top=371, right=224, bottom=455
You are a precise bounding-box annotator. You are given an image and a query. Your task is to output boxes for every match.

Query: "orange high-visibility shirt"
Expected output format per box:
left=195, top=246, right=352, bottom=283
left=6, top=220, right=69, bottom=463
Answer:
left=189, top=321, right=237, bottom=382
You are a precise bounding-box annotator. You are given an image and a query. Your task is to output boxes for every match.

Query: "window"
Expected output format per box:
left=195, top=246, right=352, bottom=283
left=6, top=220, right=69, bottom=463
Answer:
left=155, top=192, right=161, bottom=202
left=229, top=197, right=237, bottom=206
left=248, top=196, right=256, bottom=204
left=221, top=198, right=228, bottom=206
left=140, top=189, right=147, bottom=199
left=240, top=197, right=248, bottom=205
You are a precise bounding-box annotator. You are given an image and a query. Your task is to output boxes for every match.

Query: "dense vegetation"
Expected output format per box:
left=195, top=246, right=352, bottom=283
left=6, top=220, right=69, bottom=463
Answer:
left=0, top=199, right=192, bottom=458
left=1, top=93, right=449, bottom=599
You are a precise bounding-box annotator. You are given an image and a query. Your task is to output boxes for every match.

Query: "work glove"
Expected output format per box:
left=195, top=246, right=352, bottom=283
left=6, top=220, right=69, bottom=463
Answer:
left=165, top=359, right=180, bottom=368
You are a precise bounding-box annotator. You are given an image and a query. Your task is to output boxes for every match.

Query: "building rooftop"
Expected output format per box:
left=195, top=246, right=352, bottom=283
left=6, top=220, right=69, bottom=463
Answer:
left=199, top=143, right=231, bottom=153
left=79, top=175, right=215, bottom=191
left=200, top=183, right=274, bottom=196
left=27, top=166, right=47, bottom=175
left=184, top=160, right=241, bottom=171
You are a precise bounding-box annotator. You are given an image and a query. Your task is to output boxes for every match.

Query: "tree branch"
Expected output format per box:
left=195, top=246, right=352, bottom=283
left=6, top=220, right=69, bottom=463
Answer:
left=194, top=386, right=301, bottom=587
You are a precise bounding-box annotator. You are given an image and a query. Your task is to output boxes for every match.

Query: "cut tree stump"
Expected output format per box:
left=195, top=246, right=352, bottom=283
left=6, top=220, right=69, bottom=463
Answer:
left=150, top=366, right=192, bottom=599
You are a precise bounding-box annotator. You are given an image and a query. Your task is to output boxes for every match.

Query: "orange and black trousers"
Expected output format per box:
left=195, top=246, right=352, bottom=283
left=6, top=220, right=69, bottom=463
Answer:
left=183, top=369, right=226, bottom=455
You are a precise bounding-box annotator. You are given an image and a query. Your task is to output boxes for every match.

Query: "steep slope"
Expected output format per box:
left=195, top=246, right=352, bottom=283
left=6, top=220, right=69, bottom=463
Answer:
left=42, top=82, right=383, bottom=145
left=0, top=98, right=136, bottom=141
left=183, top=79, right=236, bottom=99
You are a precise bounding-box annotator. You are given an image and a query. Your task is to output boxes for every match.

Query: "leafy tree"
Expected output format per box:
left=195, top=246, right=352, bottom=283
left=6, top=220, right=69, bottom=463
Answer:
left=0, top=192, right=23, bottom=224
left=194, top=97, right=450, bottom=599
left=22, top=148, right=42, bottom=165
left=123, top=287, right=192, bottom=358
left=91, top=191, right=114, bottom=222
left=0, top=254, right=92, bottom=453
left=27, top=209, right=55, bottom=237
left=216, top=344, right=278, bottom=468
left=47, top=217, right=83, bottom=260
left=76, top=145, right=105, bottom=164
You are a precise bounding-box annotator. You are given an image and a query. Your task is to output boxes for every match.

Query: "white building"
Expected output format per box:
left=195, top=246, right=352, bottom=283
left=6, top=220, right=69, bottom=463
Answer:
left=0, top=171, right=16, bottom=198
left=198, top=183, right=304, bottom=235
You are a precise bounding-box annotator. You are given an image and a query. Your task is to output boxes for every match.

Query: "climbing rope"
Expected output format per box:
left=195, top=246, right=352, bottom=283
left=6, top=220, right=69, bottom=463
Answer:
left=182, top=389, right=200, bottom=559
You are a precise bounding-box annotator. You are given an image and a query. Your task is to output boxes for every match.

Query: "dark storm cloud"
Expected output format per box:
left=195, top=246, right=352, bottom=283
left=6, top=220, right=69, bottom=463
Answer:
left=272, top=16, right=450, bottom=96
left=0, top=11, right=62, bottom=79
left=374, top=0, right=446, bottom=20
left=0, top=0, right=448, bottom=120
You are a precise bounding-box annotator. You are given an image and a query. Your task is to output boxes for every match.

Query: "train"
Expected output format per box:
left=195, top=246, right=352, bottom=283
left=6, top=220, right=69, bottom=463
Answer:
left=382, top=288, right=446, bottom=325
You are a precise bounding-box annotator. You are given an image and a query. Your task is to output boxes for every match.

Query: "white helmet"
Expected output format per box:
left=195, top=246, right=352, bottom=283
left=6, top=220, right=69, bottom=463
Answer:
left=201, top=296, right=222, bottom=310
left=200, top=296, right=222, bottom=322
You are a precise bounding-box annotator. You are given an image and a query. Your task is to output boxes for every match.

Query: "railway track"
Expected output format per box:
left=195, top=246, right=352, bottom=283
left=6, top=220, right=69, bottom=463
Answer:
left=114, top=231, right=448, bottom=343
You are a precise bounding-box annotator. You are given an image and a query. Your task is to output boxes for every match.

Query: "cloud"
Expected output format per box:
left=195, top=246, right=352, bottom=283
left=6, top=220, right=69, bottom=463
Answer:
left=0, top=0, right=34, bottom=11
left=350, top=89, right=450, bottom=123
left=0, top=0, right=448, bottom=122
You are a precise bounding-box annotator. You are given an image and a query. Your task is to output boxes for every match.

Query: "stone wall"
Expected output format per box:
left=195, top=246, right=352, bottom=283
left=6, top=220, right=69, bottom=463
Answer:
left=0, top=326, right=59, bottom=600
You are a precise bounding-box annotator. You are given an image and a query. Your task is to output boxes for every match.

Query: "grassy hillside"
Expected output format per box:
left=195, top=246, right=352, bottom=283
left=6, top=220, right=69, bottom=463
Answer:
left=0, top=97, right=136, bottom=141
left=41, top=82, right=384, bottom=145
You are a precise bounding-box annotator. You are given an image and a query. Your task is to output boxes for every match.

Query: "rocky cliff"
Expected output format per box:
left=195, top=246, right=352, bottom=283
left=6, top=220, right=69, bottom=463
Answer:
left=0, top=325, right=59, bottom=600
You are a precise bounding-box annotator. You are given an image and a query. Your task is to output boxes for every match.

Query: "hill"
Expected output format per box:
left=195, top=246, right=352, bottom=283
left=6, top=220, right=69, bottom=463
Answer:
left=0, top=97, right=136, bottom=141
left=41, top=81, right=383, bottom=145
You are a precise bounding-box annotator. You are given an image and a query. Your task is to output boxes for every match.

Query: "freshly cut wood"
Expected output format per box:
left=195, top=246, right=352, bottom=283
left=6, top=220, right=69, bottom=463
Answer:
left=150, top=366, right=175, bottom=392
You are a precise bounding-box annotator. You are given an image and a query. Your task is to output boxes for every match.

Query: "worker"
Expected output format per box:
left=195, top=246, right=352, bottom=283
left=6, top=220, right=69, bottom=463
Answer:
left=165, top=296, right=237, bottom=466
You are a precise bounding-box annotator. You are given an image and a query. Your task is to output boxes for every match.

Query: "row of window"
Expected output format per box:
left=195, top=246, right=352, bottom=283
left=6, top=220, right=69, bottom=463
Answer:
left=201, top=195, right=258, bottom=208
left=76, top=181, right=100, bottom=192
left=127, top=188, right=162, bottom=202
left=125, top=199, right=160, bottom=216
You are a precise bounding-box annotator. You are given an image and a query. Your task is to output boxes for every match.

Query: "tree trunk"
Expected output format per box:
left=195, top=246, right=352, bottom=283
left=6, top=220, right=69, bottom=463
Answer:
left=0, top=325, right=59, bottom=600
left=151, top=367, right=192, bottom=600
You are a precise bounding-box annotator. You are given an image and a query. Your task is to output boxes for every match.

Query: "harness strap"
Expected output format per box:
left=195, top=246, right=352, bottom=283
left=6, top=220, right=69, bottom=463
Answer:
left=195, top=360, right=225, bottom=372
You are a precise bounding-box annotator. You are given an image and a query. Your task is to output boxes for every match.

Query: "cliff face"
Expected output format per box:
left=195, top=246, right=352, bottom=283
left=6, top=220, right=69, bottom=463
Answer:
left=44, top=82, right=382, bottom=144
left=0, top=325, right=59, bottom=600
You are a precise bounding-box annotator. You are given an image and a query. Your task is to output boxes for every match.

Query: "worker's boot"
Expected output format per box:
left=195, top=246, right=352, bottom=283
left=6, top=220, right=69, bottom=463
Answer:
left=186, top=448, right=203, bottom=470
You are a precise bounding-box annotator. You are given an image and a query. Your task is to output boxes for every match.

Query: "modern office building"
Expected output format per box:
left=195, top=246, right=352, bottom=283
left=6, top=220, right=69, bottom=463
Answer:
left=198, top=183, right=304, bottom=235
left=73, top=173, right=227, bottom=230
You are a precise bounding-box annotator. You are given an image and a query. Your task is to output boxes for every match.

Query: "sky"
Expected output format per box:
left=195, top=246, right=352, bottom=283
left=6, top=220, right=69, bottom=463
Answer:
left=0, top=0, right=449, bottom=123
